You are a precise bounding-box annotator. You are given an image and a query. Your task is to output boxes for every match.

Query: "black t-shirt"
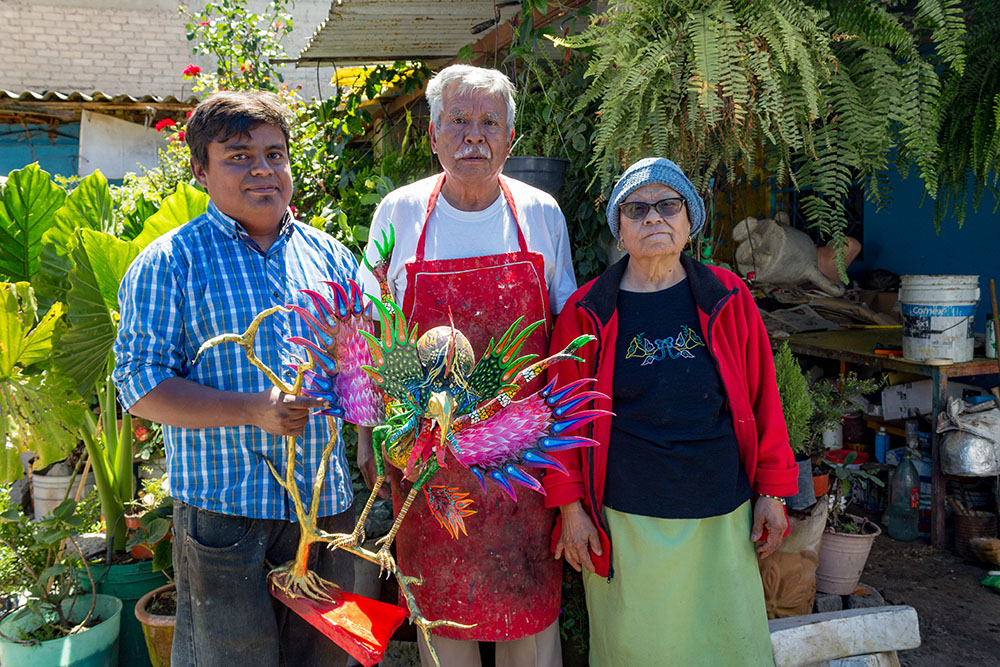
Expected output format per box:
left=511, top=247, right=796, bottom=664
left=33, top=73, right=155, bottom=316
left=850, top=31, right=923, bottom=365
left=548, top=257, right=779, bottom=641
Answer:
left=603, top=279, right=752, bottom=519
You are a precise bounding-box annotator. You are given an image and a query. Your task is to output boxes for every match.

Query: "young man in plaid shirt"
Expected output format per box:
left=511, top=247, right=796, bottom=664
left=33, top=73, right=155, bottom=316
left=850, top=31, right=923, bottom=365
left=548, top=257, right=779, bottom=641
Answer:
left=114, top=91, right=357, bottom=665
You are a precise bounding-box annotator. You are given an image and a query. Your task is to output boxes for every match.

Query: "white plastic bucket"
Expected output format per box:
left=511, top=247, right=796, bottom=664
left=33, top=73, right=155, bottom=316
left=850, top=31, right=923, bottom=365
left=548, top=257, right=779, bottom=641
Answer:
left=32, top=472, right=94, bottom=519
left=899, top=275, right=979, bottom=363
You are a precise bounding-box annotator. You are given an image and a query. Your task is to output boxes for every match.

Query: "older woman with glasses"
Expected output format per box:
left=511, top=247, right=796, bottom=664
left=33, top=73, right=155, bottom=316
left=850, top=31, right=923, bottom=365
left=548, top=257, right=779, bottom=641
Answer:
left=542, top=158, right=798, bottom=665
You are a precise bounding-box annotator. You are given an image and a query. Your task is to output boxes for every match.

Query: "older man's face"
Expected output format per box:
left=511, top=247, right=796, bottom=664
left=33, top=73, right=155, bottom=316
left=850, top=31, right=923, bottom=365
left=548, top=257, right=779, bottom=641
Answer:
left=431, top=87, right=512, bottom=186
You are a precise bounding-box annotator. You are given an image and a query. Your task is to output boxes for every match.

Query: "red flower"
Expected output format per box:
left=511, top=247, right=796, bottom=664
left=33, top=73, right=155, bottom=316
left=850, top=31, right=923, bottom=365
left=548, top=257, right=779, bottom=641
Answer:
left=183, top=63, right=202, bottom=79
left=154, top=118, right=176, bottom=132
left=199, top=20, right=210, bottom=26
left=134, top=426, right=150, bottom=442
left=171, top=130, right=186, bottom=143
left=289, top=205, right=297, bottom=218
left=186, top=110, right=193, bottom=118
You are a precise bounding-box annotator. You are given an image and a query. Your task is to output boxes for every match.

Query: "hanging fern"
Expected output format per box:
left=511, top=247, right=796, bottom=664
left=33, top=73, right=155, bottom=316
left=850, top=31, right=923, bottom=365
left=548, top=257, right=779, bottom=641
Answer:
left=934, top=0, right=1000, bottom=228
left=555, top=0, right=968, bottom=278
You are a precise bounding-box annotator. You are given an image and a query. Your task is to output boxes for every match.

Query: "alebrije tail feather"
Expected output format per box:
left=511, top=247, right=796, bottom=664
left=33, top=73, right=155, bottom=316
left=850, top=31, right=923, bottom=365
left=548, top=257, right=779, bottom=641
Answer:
left=424, top=486, right=476, bottom=539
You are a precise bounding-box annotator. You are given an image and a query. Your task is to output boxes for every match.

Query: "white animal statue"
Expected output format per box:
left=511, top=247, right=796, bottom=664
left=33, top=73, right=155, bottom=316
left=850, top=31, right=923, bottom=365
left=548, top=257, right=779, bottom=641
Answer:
left=733, top=214, right=846, bottom=296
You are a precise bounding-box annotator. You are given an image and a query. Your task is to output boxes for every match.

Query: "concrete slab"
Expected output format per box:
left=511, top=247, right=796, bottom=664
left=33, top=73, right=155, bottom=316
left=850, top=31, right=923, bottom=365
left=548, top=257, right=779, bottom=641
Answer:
left=769, top=606, right=919, bottom=667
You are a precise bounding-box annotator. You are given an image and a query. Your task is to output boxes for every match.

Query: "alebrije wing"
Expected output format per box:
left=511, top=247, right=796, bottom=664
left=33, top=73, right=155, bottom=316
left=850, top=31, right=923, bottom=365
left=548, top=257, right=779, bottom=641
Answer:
left=286, top=279, right=385, bottom=427
left=360, top=297, right=425, bottom=404
left=465, top=317, right=543, bottom=402
left=447, top=377, right=610, bottom=502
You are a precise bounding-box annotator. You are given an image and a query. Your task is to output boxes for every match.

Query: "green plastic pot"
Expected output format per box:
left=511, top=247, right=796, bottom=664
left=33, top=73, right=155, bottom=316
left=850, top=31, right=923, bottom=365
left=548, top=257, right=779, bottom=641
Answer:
left=77, top=560, right=168, bottom=667
left=0, top=593, right=122, bottom=667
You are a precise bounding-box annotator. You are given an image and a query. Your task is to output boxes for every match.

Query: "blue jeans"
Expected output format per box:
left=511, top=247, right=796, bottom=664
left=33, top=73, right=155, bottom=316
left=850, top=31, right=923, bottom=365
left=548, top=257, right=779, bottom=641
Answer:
left=171, top=501, right=355, bottom=666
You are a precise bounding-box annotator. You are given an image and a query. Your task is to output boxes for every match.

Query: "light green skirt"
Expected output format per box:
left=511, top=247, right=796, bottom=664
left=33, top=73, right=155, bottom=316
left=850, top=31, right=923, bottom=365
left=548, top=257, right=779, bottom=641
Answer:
left=582, top=502, right=774, bottom=667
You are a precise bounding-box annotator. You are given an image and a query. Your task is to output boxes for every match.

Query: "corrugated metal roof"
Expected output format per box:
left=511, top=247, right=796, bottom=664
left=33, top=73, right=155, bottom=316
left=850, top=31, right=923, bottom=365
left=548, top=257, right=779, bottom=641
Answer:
left=296, top=0, right=523, bottom=63
left=0, top=90, right=199, bottom=107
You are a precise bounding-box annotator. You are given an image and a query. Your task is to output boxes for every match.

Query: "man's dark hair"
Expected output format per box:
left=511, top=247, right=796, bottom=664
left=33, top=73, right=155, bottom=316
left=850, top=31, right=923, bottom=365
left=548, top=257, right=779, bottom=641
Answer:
left=185, top=90, right=293, bottom=167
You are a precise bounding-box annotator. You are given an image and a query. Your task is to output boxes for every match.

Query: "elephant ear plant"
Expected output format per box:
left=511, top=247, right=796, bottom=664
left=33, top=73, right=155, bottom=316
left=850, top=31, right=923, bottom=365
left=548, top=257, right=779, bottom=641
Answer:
left=0, top=164, right=207, bottom=555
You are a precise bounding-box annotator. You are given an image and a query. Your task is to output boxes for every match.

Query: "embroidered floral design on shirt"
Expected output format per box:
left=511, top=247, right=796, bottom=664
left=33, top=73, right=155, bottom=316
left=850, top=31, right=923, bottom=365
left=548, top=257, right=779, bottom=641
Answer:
left=625, top=326, right=705, bottom=365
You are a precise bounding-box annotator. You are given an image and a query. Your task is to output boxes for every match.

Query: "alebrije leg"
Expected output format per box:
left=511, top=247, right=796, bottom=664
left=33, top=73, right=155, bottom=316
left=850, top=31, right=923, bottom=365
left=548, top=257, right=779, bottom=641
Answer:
left=373, top=461, right=440, bottom=574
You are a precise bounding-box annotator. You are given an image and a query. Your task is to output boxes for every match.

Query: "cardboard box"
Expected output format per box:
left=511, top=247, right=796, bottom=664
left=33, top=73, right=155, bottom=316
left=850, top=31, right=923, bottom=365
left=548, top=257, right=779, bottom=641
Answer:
left=881, top=379, right=983, bottom=420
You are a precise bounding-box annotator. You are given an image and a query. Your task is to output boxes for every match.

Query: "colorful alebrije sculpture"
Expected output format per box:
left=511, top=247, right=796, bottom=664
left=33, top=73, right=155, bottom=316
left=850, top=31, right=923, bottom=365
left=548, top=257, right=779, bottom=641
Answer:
left=195, top=225, right=608, bottom=666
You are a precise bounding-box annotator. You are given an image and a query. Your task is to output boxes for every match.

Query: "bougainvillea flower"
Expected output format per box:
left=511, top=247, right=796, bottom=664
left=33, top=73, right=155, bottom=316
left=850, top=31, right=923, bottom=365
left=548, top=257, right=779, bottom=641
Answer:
left=154, top=118, right=176, bottom=132
left=183, top=63, right=202, bottom=78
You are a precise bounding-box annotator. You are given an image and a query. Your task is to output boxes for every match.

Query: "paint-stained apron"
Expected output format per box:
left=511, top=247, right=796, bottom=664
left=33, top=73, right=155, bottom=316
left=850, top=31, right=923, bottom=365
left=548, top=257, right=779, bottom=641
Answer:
left=392, top=172, right=560, bottom=641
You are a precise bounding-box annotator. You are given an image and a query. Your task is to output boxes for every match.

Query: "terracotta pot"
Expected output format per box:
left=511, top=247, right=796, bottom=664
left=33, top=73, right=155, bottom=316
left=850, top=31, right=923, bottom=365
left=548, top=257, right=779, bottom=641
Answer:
left=135, top=583, right=176, bottom=667
left=812, top=473, right=829, bottom=497
left=815, top=519, right=882, bottom=595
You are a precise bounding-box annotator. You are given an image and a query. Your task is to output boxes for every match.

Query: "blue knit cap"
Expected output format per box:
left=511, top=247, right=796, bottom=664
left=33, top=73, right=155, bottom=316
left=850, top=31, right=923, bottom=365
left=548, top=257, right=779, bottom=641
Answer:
left=606, top=157, right=706, bottom=240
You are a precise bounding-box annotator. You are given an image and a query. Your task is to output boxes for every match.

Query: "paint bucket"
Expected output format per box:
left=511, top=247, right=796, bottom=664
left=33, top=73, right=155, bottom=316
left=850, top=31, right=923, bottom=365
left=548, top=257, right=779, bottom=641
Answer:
left=899, top=275, right=979, bottom=363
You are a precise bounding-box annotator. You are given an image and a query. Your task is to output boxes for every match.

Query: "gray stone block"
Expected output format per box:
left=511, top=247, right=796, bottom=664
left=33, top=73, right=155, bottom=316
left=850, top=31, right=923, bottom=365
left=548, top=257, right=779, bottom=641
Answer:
left=846, top=584, right=886, bottom=609
left=814, top=592, right=844, bottom=613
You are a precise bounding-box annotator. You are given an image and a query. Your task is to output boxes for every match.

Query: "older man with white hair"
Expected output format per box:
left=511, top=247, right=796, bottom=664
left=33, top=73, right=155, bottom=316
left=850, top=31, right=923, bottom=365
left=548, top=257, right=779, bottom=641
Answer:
left=357, top=64, right=576, bottom=667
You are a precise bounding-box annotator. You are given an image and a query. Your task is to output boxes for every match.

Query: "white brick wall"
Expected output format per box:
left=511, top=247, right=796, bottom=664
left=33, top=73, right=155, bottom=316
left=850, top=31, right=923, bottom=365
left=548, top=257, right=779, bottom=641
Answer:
left=0, top=0, right=337, bottom=100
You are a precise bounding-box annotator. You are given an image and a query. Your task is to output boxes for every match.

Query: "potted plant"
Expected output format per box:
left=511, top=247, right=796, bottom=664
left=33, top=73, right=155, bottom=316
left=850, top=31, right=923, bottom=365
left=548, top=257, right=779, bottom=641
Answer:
left=495, top=3, right=595, bottom=201
left=808, top=372, right=883, bottom=497
left=131, top=487, right=174, bottom=667
left=774, top=341, right=815, bottom=509
left=134, top=582, right=176, bottom=667
left=0, top=499, right=123, bottom=666
left=0, top=165, right=205, bottom=667
left=815, top=452, right=885, bottom=595
left=125, top=478, right=173, bottom=566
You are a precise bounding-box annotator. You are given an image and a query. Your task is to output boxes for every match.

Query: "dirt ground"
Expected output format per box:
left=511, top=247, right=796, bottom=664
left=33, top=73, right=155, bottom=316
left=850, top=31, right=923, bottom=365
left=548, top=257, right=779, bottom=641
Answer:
left=862, top=534, right=1000, bottom=666
left=376, top=532, right=1000, bottom=667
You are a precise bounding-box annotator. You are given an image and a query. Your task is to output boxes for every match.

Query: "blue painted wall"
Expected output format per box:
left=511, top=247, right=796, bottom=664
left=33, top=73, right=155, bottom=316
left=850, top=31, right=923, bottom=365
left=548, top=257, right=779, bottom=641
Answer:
left=855, top=172, right=998, bottom=332
left=0, top=124, right=79, bottom=179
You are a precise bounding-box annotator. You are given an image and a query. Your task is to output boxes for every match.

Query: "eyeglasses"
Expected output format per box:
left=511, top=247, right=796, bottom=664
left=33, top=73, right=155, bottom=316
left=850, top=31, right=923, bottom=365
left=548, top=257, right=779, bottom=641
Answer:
left=619, top=198, right=685, bottom=221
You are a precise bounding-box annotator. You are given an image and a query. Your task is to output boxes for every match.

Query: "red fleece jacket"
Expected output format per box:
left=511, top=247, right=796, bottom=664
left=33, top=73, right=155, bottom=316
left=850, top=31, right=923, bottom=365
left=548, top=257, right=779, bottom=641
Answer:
left=542, top=255, right=799, bottom=578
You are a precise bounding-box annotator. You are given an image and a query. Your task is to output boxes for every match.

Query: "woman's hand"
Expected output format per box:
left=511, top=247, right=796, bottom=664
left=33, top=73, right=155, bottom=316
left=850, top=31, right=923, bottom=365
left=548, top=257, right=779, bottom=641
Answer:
left=555, top=501, right=602, bottom=573
left=751, top=496, right=788, bottom=559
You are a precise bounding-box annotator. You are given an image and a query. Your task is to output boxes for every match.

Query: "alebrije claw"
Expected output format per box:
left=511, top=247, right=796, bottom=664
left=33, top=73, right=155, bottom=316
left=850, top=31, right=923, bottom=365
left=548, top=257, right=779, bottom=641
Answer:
left=503, top=464, right=543, bottom=493
left=488, top=470, right=517, bottom=501
left=553, top=391, right=605, bottom=417
left=287, top=305, right=335, bottom=346
left=539, top=377, right=559, bottom=398
left=552, top=409, right=610, bottom=434
left=470, top=467, right=487, bottom=494
left=327, top=281, right=350, bottom=318
left=287, top=337, right=337, bottom=370
left=521, top=450, right=568, bottom=475
left=300, top=289, right=335, bottom=320
left=545, top=378, right=594, bottom=406
left=539, top=436, right=600, bottom=451
left=349, top=281, right=364, bottom=314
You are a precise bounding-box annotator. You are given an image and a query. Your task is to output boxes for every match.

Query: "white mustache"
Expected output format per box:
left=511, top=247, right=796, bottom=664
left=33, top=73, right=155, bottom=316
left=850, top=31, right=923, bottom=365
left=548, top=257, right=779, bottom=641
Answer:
left=454, top=145, right=492, bottom=159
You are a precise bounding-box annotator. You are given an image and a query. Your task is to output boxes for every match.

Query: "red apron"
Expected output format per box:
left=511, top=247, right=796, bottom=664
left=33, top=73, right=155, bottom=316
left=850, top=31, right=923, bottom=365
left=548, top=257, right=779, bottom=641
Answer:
left=392, top=173, right=560, bottom=641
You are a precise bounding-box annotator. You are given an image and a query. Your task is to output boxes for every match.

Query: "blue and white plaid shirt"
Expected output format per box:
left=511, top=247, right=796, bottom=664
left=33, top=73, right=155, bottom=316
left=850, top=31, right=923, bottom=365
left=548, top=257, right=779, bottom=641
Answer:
left=114, top=202, right=357, bottom=520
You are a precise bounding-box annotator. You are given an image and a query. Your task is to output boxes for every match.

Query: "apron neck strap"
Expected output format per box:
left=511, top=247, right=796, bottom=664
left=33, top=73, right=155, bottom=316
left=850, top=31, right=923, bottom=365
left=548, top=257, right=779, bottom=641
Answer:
left=414, top=172, right=527, bottom=261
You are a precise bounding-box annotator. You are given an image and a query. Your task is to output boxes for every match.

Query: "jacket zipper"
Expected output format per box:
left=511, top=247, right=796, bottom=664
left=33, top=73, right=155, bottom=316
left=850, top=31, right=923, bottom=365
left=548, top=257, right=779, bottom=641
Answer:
left=580, top=302, right=615, bottom=581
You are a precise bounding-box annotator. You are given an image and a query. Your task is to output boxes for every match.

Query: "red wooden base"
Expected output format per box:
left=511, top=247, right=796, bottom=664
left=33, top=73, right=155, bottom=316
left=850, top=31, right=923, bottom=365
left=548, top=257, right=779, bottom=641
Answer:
left=268, top=571, right=407, bottom=666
